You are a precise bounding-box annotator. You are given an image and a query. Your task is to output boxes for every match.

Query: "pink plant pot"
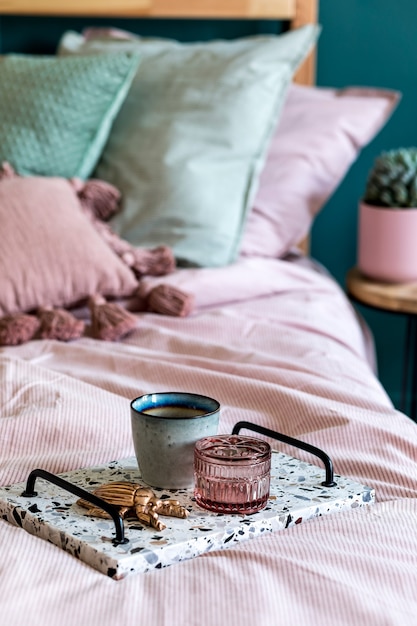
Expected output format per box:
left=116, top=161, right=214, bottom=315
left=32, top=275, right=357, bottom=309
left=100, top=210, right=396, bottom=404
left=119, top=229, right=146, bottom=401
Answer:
left=358, top=201, right=417, bottom=283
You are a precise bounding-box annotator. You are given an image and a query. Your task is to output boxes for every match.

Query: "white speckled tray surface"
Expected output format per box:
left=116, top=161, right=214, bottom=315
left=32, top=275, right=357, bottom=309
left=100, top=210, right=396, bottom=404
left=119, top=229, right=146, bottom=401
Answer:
left=0, top=453, right=374, bottom=579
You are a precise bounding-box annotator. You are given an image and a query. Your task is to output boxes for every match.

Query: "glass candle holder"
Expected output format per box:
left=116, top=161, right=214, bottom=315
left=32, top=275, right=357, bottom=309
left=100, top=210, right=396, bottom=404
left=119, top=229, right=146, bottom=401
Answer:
left=194, top=434, right=271, bottom=514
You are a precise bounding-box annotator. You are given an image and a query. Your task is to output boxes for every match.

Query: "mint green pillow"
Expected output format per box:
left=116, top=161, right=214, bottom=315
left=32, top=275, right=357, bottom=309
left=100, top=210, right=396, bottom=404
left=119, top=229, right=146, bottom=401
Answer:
left=59, top=26, right=319, bottom=266
left=0, top=53, right=140, bottom=179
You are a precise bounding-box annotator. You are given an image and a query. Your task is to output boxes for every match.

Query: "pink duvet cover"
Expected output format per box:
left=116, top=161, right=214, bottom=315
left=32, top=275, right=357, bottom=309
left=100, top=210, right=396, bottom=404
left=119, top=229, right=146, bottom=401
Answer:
left=1, top=255, right=416, bottom=626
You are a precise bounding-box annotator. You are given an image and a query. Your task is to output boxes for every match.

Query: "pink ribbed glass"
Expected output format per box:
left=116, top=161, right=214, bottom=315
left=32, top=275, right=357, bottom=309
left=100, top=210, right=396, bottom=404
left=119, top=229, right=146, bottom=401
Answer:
left=194, top=435, right=271, bottom=514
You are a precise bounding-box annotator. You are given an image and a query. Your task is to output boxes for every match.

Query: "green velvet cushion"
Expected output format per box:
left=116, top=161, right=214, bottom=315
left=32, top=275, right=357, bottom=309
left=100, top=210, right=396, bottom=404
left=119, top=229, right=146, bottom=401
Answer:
left=0, top=53, right=140, bottom=179
left=60, top=26, right=318, bottom=266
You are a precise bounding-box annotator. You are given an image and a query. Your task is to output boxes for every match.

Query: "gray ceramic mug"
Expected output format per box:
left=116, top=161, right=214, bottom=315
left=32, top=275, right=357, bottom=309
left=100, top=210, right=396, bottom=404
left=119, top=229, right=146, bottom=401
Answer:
left=130, top=392, right=220, bottom=489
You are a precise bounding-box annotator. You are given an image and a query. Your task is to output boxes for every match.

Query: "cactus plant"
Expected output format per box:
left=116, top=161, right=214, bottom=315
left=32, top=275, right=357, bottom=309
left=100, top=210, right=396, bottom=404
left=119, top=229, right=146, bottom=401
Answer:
left=363, top=147, right=417, bottom=208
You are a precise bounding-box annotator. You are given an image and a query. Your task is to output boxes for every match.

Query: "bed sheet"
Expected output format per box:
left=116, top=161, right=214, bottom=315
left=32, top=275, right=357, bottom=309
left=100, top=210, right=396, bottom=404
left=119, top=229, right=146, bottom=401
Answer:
left=1, top=255, right=417, bottom=626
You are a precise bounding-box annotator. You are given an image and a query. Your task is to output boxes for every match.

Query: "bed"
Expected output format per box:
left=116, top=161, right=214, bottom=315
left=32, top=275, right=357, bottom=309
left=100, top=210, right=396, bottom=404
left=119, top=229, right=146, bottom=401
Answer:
left=1, top=1, right=417, bottom=625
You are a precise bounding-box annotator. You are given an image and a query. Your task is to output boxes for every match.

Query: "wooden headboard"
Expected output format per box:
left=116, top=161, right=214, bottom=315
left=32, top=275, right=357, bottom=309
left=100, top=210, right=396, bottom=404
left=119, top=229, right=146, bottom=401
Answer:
left=0, top=0, right=318, bottom=85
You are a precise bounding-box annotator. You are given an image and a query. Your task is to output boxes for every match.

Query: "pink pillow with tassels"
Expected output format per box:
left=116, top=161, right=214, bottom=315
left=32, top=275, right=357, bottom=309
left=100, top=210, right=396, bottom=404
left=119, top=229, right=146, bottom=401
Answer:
left=0, top=166, right=193, bottom=346
left=0, top=173, right=138, bottom=317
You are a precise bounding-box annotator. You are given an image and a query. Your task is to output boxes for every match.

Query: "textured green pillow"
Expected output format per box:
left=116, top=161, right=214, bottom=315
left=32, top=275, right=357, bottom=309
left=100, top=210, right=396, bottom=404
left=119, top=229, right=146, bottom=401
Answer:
left=59, top=26, right=318, bottom=266
left=0, top=53, right=140, bottom=179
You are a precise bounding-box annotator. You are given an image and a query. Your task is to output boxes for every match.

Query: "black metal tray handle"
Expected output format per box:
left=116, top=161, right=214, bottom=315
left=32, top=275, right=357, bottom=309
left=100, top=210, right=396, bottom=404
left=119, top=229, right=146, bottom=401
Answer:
left=21, top=468, right=128, bottom=545
left=232, top=421, right=336, bottom=487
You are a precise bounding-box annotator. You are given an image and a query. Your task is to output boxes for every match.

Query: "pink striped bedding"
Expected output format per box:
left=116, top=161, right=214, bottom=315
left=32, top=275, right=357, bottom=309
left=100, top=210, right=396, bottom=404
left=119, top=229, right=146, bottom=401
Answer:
left=1, top=254, right=417, bottom=626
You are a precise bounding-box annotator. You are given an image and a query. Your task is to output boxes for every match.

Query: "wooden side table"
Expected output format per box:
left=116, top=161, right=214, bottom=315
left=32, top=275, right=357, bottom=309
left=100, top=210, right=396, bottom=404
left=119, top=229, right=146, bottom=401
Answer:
left=346, top=267, right=417, bottom=421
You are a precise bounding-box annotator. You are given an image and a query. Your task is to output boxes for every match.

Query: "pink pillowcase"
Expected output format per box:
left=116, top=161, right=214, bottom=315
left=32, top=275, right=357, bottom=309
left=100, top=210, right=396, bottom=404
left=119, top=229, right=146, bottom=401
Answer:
left=240, top=84, right=400, bottom=258
left=0, top=176, right=138, bottom=316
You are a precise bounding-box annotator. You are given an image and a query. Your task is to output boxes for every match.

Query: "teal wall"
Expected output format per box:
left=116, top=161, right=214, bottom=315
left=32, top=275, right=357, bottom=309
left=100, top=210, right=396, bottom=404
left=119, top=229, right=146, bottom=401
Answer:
left=0, top=1, right=414, bottom=411
left=0, top=16, right=283, bottom=52
left=313, top=0, right=417, bottom=411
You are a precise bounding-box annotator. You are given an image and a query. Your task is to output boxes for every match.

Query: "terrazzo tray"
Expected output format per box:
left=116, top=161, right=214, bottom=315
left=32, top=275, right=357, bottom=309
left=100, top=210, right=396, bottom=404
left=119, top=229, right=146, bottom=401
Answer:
left=0, top=436, right=374, bottom=579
